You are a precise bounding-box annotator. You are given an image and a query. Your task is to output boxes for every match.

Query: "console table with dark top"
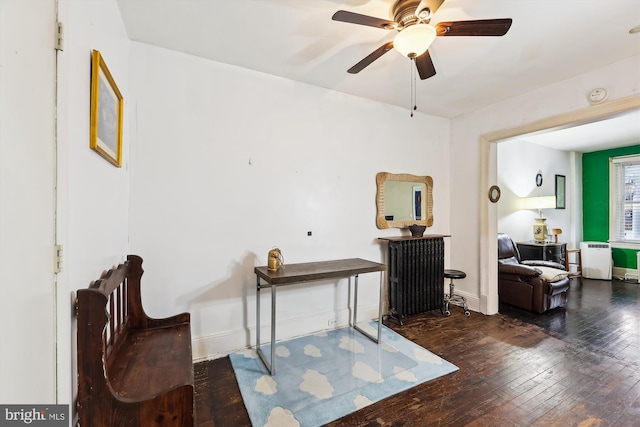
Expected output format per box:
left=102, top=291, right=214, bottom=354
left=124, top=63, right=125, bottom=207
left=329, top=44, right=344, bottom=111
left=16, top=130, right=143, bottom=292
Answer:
left=516, top=241, right=567, bottom=265
left=254, top=258, right=386, bottom=375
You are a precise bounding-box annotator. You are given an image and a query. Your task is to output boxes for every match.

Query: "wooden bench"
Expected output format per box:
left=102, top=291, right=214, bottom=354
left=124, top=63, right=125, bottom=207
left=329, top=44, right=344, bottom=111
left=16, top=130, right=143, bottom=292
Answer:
left=76, top=255, right=195, bottom=426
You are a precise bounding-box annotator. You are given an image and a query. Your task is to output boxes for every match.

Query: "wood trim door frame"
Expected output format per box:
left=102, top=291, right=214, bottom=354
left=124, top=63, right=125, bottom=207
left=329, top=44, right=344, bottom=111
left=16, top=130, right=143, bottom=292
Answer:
left=480, top=94, right=640, bottom=315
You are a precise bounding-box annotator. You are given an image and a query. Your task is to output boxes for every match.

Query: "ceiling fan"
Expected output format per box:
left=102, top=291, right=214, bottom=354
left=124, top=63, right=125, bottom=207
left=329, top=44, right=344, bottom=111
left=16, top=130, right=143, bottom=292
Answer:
left=332, top=0, right=512, bottom=79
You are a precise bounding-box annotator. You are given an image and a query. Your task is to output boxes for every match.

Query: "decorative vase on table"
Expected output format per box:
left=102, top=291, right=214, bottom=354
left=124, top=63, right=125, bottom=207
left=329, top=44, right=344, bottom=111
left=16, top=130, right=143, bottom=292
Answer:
left=408, top=224, right=426, bottom=237
left=533, top=218, right=548, bottom=243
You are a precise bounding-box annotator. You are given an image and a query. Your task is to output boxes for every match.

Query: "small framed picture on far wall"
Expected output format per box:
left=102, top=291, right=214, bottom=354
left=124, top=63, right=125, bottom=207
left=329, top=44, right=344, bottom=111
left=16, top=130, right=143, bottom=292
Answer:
left=555, top=174, right=566, bottom=209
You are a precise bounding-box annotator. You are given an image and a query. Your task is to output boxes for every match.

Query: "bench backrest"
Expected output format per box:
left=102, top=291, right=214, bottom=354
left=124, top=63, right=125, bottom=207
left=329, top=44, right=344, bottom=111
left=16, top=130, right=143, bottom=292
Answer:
left=76, top=255, right=195, bottom=426
left=76, top=255, right=147, bottom=401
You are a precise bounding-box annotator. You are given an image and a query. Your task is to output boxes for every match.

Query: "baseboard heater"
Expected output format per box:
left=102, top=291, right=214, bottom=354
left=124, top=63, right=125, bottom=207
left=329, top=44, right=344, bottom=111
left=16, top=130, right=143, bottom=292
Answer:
left=379, top=236, right=445, bottom=324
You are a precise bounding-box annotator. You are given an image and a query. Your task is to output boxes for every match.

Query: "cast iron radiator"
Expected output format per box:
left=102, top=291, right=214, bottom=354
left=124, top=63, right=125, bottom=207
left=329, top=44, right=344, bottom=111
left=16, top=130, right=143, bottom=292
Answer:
left=384, top=237, right=444, bottom=324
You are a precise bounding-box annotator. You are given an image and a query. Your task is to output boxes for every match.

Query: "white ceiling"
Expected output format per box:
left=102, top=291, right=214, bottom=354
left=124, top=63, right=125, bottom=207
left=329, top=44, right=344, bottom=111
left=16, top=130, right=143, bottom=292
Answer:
left=515, top=109, right=640, bottom=153
left=115, top=0, right=640, bottom=150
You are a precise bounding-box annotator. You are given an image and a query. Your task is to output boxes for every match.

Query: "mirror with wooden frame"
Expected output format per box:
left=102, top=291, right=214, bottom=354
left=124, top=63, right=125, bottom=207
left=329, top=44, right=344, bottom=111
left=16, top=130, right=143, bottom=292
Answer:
left=376, top=172, right=433, bottom=229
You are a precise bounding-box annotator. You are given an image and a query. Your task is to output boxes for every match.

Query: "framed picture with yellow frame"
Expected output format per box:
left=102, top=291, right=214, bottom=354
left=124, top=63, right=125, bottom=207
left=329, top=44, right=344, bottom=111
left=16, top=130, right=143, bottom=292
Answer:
left=90, top=49, right=123, bottom=167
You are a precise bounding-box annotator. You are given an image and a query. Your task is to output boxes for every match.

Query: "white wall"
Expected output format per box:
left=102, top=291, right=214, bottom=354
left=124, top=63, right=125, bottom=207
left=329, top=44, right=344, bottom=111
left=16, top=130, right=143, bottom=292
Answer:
left=0, top=0, right=57, bottom=403
left=497, top=140, right=573, bottom=243
left=60, top=0, right=130, bottom=287
left=450, top=54, right=640, bottom=313
left=128, top=43, right=451, bottom=359
left=57, top=0, right=132, bottom=408
left=0, top=0, right=131, bottom=408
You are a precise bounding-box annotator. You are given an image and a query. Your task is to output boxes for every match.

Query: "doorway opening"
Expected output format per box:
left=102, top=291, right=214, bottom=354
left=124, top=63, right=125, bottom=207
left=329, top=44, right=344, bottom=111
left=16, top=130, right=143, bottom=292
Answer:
left=479, top=94, right=640, bottom=315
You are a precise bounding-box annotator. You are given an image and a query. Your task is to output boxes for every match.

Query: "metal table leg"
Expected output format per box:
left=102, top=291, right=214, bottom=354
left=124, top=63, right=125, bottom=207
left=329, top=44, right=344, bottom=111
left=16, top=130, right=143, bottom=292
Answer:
left=256, top=278, right=276, bottom=375
left=352, top=273, right=382, bottom=344
left=256, top=275, right=260, bottom=350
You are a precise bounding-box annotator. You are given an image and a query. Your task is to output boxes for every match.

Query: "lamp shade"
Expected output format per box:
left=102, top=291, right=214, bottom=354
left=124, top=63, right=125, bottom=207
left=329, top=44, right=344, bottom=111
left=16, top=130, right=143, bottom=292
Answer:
left=393, top=24, right=437, bottom=58
left=519, top=196, right=556, bottom=211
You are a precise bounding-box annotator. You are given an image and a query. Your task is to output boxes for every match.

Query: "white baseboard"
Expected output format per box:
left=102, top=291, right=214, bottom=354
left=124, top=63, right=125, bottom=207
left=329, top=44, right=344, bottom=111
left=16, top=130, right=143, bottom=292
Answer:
left=612, top=266, right=639, bottom=282
left=192, top=291, right=484, bottom=362
left=449, top=290, right=479, bottom=313
left=192, top=304, right=380, bottom=362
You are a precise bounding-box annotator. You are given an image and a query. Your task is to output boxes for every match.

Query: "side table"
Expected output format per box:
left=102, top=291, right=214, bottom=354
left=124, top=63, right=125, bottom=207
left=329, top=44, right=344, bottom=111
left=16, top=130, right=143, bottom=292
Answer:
left=516, top=241, right=567, bottom=265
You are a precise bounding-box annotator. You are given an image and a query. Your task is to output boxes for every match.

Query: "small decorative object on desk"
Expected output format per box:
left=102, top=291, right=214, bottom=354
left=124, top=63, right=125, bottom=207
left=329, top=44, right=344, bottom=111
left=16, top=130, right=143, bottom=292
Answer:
left=268, top=248, right=284, bottom=271
left=551, top=228, right=563, bottom=243
left=408, top=224, right=426, bottom=237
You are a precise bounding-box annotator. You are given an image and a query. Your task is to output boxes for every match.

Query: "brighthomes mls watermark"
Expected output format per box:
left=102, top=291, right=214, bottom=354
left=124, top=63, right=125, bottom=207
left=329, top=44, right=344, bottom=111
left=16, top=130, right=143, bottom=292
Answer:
left=0, top=405, right=67, bottom=426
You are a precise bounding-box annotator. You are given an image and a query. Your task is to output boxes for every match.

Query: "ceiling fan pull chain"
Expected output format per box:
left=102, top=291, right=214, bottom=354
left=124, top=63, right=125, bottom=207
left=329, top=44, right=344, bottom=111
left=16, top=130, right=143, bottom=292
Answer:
left=410, top=57, right=413, bottom=117
left=410, top=57, right=417, bottom=117
left=413, top=57, right=417, bottom=114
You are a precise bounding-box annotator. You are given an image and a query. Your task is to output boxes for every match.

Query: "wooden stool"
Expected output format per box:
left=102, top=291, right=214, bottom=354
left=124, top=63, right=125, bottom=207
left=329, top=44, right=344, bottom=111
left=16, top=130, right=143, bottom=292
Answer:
left=566, top=248, right=583, bottom=284
left=443, top=269, right=470, bottom=316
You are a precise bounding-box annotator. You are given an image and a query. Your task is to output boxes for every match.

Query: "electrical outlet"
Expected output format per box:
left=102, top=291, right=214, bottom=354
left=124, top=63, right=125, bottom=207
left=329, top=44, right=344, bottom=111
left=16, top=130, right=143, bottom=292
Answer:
left=328, top=318, right=337, bottom=327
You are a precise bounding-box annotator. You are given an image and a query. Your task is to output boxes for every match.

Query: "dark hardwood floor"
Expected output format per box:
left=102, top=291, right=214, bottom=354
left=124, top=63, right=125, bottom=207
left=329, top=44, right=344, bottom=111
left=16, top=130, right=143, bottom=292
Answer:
left=194, top=278, right=640, bottom=426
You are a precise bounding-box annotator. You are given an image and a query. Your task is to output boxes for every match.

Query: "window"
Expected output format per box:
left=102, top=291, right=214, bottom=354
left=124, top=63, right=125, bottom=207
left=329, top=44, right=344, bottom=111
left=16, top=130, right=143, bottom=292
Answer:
left=610, top=154, right=640, bottom=246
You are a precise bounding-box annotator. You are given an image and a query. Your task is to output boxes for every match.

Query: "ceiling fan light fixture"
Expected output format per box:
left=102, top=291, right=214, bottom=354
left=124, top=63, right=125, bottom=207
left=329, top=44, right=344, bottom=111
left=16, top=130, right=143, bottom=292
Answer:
left=393, top=23, right=436, bottom=58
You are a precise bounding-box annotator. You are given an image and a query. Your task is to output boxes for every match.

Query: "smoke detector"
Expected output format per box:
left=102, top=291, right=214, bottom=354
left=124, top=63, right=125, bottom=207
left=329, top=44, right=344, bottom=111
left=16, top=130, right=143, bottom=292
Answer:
left=588, top=88, right=608, bottom=105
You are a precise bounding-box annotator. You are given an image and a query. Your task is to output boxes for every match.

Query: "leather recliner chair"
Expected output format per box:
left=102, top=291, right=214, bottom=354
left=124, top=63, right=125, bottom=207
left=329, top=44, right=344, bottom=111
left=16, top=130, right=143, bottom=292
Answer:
left=498, top=233, right=570, bottom=313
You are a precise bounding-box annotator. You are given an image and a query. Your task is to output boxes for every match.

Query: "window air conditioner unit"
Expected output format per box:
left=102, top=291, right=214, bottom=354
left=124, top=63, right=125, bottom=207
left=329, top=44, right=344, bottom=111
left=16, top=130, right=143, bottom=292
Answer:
left=579, top=242, right=612, bottom=280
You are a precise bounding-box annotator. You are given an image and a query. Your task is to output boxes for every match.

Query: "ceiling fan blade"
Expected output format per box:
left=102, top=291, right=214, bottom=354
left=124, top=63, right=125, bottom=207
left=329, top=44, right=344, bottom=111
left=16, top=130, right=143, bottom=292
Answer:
left=435, top=18, right=512, bottom=36
left=332, top=10, right=396, bottom=30
left=415, top=50, right=436, bottom=80
left=347, top=42, right=394, bottom=74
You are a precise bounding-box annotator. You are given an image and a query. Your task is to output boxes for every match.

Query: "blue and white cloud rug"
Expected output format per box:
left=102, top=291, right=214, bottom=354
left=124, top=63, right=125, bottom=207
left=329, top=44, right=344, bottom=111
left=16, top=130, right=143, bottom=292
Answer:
left=229, top=322, right=458, bottom=427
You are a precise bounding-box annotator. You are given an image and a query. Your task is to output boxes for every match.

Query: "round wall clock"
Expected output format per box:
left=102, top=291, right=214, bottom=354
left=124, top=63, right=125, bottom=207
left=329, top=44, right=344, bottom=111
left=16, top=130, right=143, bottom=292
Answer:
left=536, top=172, right=543, bottom=187
left=488, top=185, right=501, bottom=203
